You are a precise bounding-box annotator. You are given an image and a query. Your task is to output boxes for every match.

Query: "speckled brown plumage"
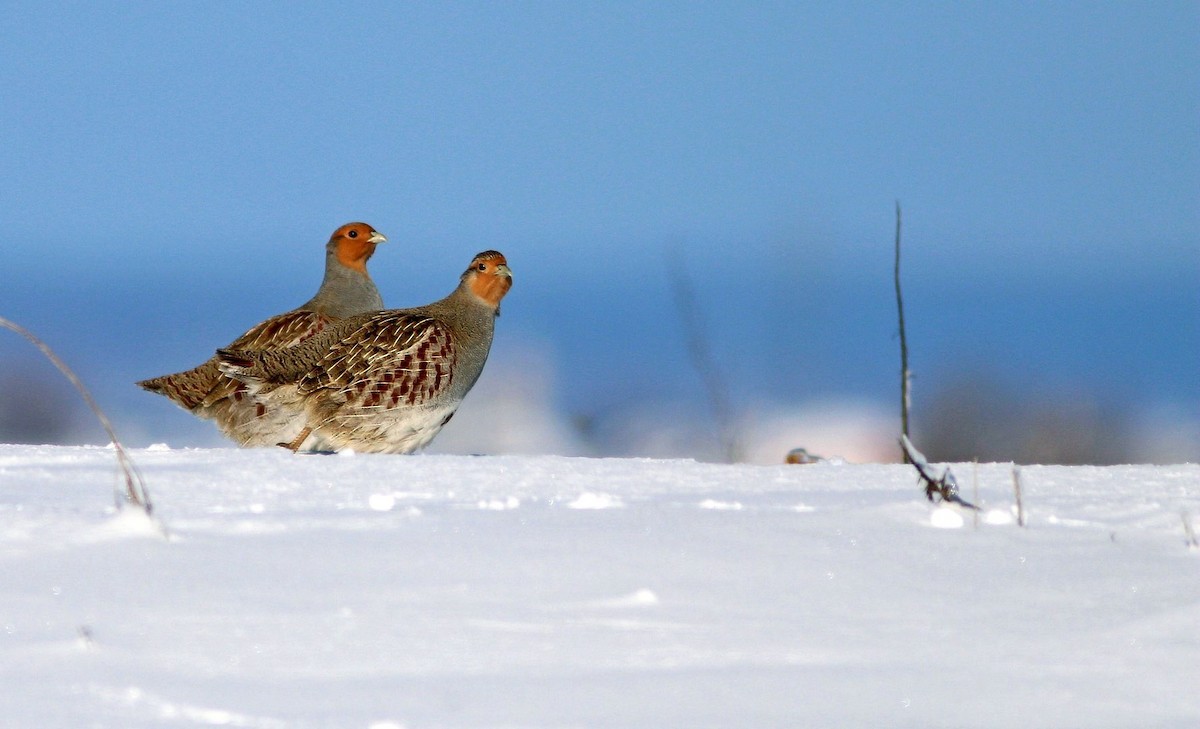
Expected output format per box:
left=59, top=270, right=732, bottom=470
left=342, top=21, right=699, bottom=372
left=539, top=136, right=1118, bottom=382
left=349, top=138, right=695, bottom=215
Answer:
left=137, top=222, right=387, bottom=447
left=217, top=251, right=512, bottom=454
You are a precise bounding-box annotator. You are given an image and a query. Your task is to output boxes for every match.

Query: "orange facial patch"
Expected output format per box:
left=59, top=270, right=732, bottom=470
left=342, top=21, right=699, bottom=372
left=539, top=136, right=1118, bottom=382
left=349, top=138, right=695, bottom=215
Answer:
left=466, top=252, right=512, bottom=307
left=469, top=269, right=512, bottom=307
left=330, top=223, right=380, bottom=275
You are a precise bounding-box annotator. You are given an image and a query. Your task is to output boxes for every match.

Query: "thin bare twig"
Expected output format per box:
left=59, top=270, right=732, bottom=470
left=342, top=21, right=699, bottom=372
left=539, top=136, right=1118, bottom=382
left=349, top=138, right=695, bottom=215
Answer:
left=0, top=316, right=152, bottom=514
left=1012, top=465, right=1025, bottom=527
left=894, top=201, right=911, bottom=462
left=668, top=256, right=741, bottom=463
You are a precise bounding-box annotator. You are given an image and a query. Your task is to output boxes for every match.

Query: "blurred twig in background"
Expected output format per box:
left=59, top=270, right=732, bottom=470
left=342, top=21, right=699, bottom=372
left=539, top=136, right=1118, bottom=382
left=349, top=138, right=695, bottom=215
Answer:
left=0, top=315, right=153, bottom=514
left=669, top=257, right=742, bottom=463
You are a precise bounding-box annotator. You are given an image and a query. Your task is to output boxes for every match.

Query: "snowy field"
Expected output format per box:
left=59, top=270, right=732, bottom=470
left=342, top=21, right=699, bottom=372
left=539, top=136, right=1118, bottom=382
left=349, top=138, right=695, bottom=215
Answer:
left=1, top=444, right=1198, bottom=728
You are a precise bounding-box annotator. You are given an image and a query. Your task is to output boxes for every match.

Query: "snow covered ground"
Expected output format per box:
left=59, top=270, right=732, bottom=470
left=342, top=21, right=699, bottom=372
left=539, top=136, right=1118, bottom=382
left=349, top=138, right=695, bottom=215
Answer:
left=2, top=444, right=1197, bottom=728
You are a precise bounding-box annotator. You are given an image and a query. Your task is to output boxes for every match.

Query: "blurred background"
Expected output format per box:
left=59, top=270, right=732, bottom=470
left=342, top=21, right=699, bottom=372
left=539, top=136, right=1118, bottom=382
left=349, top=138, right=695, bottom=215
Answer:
left=1, top=2, right=1197, bottom=464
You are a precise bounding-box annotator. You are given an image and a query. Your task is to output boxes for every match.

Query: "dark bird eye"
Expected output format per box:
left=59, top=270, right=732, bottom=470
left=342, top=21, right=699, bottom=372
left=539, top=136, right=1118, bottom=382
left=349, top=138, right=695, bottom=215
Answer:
left=347, top=230, right=359, bottom=238
left=477, top=263, right=487, bottom=271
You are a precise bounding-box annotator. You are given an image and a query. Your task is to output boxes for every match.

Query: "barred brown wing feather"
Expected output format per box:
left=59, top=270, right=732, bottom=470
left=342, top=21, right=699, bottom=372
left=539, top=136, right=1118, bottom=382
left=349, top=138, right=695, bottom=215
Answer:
left=302, top=313, right=456, bottom=409
left=201, top=310, right=334, bottom=406
left=230, top=310, right=333, bottom=351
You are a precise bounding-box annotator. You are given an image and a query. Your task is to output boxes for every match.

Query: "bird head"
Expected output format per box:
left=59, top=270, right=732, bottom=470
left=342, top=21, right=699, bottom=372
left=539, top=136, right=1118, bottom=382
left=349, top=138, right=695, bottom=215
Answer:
left=328, top=222, right=387, bottom=274
left=463, top=250, right=513, bottom=312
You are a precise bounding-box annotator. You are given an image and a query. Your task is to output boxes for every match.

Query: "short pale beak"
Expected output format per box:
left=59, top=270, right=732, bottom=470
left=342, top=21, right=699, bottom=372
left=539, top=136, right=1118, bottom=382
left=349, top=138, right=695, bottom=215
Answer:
left=368, top=232, right=387, bottom=244
left=495, top=264, right=512, bottom=278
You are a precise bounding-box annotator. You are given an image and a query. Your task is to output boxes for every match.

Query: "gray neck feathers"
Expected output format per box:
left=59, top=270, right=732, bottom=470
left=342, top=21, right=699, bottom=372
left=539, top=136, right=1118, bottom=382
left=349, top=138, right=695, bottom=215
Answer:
left=427, top=284, right=499, bottom=396
left=430, top=283, right=499, bottom=336
left=298, top=250, right=384, bottom=318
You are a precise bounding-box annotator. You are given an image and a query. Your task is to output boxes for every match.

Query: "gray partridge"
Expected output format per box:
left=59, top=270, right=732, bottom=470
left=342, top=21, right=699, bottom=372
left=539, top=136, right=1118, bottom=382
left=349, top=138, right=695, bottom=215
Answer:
left=137, top=222, right=387, bottom=448
left=216, top=250, right=512, bottom=454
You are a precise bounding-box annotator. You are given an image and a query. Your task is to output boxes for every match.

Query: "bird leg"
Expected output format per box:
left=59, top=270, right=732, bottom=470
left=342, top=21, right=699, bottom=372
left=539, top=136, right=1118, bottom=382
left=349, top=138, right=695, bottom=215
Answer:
left=278, top=426, right=313, bottom=453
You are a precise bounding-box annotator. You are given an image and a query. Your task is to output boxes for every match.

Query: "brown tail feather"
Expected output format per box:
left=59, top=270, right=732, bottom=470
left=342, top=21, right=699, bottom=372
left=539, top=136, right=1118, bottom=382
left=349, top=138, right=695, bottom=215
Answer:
left=136, top=360, right=222, bottom=411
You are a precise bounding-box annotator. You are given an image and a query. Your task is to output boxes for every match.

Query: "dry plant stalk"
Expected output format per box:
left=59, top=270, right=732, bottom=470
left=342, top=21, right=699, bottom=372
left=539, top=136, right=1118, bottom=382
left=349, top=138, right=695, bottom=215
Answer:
left=1012, top=465, right=1025, bottom=527
left=893, top=201, right=911, bottom=462
left=0, top=315, right=153, bottom=514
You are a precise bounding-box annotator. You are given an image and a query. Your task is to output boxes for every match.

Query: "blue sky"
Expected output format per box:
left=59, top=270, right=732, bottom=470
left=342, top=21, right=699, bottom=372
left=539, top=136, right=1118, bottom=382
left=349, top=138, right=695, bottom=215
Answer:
left=1, top=2, right=1197, bottom=450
